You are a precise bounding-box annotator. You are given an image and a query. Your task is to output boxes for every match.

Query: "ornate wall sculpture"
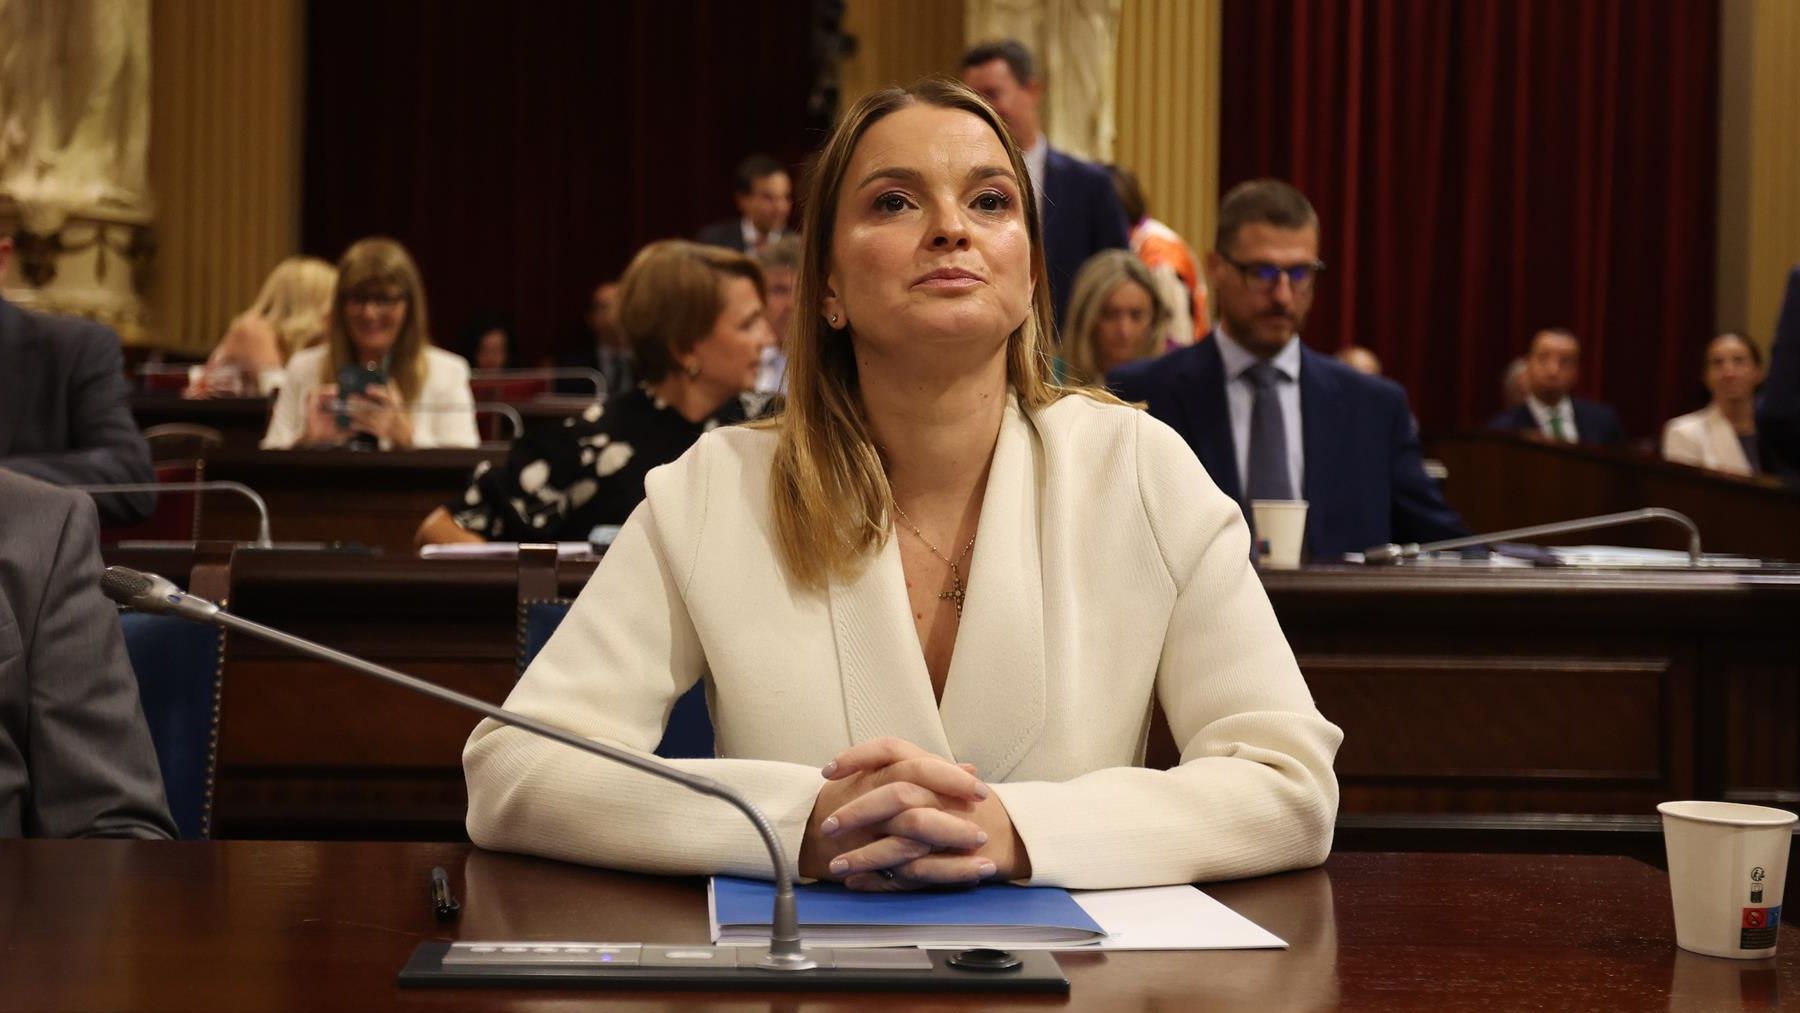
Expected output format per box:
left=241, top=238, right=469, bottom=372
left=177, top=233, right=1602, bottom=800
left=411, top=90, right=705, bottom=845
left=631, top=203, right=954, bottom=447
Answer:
left=0, top=0, right=154, bottom=338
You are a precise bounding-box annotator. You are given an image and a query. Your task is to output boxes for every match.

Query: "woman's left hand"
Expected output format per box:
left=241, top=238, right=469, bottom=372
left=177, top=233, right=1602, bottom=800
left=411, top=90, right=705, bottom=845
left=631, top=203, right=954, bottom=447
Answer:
left=347, top=383, right=414, bottom=449
left=818, top=738, right=1032, bottom=891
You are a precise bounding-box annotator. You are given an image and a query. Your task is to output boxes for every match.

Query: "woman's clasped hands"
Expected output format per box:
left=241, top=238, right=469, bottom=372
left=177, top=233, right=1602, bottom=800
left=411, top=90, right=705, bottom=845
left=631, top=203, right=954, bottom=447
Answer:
left=798, top=737, right=1030, bottom=891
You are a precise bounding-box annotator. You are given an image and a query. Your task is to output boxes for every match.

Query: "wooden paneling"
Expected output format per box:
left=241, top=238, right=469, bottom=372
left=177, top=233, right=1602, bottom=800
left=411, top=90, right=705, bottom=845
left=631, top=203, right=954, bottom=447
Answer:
left=1431, top=431, right=1800, bottom=562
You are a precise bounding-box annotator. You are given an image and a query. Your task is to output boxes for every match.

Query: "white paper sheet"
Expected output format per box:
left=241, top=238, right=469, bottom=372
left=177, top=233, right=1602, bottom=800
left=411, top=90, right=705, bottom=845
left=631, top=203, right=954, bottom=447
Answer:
left=1025, top=885, right=1287, bottom=951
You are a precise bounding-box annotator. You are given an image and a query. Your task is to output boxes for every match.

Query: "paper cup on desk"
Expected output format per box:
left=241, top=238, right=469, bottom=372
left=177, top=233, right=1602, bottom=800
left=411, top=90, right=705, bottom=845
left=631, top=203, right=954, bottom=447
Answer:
left=1659, top=801, right=1795, bottom=959
left=1251, top=500, right=1308, bottom=570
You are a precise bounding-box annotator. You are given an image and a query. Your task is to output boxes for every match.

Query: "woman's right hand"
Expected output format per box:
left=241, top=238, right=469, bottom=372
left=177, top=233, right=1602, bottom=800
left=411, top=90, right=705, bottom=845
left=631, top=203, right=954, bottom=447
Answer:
left=302, top=383, right=346, bottom=446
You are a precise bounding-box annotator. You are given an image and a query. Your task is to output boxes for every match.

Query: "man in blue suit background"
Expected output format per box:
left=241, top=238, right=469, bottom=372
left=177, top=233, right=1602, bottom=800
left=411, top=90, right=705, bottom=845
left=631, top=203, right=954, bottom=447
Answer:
left=1485, top=328, right=1625, bottom=446
left=1109, top=180, right=1466, bottom=560
left=961, top=40, right=1129, bottom=331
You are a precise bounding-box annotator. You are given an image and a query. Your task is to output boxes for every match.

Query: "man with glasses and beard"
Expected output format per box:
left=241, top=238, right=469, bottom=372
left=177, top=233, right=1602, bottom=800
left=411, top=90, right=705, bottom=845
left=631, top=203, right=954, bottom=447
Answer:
left=1109, top=179, right=1465, bottom=561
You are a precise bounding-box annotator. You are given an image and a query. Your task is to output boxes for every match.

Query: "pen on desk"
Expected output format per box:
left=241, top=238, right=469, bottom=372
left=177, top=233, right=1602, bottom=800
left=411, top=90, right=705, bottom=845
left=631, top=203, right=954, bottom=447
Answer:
left=430, top=866, right=461, bottom=922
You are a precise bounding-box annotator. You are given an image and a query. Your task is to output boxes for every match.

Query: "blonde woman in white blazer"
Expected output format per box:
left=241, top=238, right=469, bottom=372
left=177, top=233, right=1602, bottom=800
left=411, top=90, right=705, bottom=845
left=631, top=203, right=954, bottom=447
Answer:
left=464, top=81, right=1342, bottom=891
left=262, top=238, right=479, bottom=450
left=1661, top=333, right=1764, bottom=477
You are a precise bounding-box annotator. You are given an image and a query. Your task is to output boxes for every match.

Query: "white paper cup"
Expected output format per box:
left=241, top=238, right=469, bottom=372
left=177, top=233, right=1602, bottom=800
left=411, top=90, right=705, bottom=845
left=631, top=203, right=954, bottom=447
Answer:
left=1658, top=800, right=1795, bottom=958
left=1251, top=500, right=1308, bottom=570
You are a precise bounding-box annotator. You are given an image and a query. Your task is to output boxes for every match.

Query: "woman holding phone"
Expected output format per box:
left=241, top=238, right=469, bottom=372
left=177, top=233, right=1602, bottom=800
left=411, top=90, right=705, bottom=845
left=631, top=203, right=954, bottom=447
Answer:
left=262, top=237, right=479, bottom=449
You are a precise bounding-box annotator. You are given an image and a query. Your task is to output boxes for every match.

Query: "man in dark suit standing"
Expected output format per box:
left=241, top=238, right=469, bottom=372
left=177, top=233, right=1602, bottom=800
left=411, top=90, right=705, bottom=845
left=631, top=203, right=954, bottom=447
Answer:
left=1485, top=328, right=1625, bottom=446
left=1755, top=265, right=1800, bottom=483
left=960, top=39, right=1130, bottom=331
left=694, top=154, right=793, bottom=255
left=0, top=234, right=154, bottom=524
left=1109, top=180, right=1466, bottom=560
left=0, top=470, right=175, bottom=839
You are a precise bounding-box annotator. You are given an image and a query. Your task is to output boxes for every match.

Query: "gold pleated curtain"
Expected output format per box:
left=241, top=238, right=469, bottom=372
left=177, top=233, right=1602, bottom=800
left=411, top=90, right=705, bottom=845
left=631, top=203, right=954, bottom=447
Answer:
left=1113, top=0, right=1221, bottom=264
left=147, top=0, right=303, bottom=355
left=1717, top=0, right=1800, bottom=349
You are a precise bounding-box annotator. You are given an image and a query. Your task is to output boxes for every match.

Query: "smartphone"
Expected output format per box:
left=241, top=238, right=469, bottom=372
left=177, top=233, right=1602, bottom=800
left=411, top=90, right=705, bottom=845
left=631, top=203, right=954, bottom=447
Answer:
left=335, top=363, right=388, bottom=434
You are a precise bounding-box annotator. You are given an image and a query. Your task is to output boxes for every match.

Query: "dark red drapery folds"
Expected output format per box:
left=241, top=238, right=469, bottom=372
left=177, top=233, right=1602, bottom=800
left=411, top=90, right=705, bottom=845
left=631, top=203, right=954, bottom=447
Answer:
left=302, top=0, right=821, bottom=367
left=1219, top=0, right=1719, bottom=439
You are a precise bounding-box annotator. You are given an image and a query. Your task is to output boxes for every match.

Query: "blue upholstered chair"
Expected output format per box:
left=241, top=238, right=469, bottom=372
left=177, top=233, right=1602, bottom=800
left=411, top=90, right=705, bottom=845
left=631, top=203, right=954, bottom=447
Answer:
left=517, top=600, right=714, bottom=759
left=119, top=613, right=225, bottom=839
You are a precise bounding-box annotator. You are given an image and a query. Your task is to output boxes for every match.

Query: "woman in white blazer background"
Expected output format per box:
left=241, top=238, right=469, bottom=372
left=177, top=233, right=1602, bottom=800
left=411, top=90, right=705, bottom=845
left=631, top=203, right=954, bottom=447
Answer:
left=464, top=80, right=1342, bottom=891
left=1661, top=333, right=1765, bottom=477
left=262, top=237, right=478, bottom=450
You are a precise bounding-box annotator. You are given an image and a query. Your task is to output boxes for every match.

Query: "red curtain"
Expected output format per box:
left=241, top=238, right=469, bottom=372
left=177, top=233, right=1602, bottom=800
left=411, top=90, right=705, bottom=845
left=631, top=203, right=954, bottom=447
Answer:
left=302, top=0, right=821, bottom=366
left=1219, top=0, right=1719, bottom=440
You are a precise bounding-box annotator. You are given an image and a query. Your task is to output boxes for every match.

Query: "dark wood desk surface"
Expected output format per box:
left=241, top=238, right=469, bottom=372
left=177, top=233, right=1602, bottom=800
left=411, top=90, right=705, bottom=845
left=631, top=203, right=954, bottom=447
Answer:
left=2, top=842, right=1791, bottom=1012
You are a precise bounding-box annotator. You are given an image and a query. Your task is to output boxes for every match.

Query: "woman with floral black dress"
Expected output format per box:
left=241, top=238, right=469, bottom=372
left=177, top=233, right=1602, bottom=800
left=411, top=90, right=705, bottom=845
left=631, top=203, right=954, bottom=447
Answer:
left=414, top=241, right=772, bottom=545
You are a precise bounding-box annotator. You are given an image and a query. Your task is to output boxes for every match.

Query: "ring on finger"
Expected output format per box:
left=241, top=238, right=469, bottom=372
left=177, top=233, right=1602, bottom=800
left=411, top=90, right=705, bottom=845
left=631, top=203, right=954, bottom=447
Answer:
left=877, top=868, right=897, bottom=882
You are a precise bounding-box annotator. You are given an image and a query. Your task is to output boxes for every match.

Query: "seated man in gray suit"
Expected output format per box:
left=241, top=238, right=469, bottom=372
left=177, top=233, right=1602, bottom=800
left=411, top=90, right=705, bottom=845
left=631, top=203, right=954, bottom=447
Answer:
left=0, top=233, right=155, bottom=524
left=0, top=470, right=174, bottom=838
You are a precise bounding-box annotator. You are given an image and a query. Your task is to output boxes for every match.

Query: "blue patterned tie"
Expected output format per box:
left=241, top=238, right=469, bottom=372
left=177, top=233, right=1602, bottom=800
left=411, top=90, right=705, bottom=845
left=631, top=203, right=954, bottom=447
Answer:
left=1245, top=362, right=1293, bottom=501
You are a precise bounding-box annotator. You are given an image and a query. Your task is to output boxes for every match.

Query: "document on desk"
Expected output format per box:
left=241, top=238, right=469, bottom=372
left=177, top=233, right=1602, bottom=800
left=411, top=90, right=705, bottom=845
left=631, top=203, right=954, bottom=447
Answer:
left=709, top=877, right=1285, bottom=951
left=418, top=541, right=597, bottom=559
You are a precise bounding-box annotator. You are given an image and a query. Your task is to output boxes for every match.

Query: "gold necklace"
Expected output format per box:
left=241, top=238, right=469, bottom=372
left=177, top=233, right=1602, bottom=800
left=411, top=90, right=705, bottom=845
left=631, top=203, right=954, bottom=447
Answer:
left=891, top=501, right=977, bottom=619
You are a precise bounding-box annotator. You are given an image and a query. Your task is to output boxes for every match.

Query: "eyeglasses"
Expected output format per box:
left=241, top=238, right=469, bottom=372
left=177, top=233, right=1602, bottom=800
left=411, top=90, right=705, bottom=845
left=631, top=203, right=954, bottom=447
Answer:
left=1217, top=252, right=1326, bottom=294
left=345, top=292, right=406, bottom=310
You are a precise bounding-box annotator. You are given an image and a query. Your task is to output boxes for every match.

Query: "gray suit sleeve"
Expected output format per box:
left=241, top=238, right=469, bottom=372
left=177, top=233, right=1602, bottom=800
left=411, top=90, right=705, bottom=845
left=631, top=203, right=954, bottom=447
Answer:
left=1, top=323, right=155, bottom=523
left=25, top=493, right=174, bottom=839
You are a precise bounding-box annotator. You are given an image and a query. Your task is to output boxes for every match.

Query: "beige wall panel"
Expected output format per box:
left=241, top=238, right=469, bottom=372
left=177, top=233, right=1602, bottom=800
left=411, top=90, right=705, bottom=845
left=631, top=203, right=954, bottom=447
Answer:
left=1718, top=0, right=1800, bottom=350
left=1114, top=0, right=1221, bottom=259
left=840, top=0, right=968, bottom=112
left=147, top=0, right=302, bottom=354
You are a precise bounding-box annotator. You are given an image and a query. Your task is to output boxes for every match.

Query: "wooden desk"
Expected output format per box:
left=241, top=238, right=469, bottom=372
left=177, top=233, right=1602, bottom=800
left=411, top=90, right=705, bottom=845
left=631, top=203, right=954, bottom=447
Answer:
left=102, top=550, right=1797, bottom=847
left=1, top=841, right=1791, bottom=1011
left=197, top=447, right=506, bottom=555
left=132, top=394, right=593, bottom=450
left=1432, top=431, right=1800, bottom=561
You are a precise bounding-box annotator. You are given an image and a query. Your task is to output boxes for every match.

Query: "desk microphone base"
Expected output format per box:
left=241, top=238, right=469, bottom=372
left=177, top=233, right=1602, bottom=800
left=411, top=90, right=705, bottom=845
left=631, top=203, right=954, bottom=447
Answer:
left=399, top=941, right=1070, bottom=993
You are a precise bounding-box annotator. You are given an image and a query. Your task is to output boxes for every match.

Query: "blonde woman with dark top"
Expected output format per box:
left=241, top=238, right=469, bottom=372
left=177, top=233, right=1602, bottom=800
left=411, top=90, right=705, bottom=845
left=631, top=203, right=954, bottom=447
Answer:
left=184, top=256, right=336, bottom=397
left=1059, top=248, right=1171, bottom=388
left=464, top=80, right=1340, bottom=891
left=262, top=238, right=477, bottom=449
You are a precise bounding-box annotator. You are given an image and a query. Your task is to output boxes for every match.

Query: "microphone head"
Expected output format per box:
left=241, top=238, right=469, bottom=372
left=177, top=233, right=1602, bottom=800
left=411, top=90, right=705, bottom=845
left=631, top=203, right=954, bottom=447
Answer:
left=101, top=565, right=155, bottom=605
left=101, top=565, right=219, bottom=621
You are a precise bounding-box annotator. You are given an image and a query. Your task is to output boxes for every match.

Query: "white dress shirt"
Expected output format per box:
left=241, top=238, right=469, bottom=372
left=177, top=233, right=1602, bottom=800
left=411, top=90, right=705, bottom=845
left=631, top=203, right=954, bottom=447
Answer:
left=1526, top=394, right=1579, bottom=442
left=463, top=395, right=1341, bottom=889
left=739, top=218, right=786, bottom=253
left=1214, top=328, right=1305, bottom=497
left=1023, top=135, right=1048, bottom=200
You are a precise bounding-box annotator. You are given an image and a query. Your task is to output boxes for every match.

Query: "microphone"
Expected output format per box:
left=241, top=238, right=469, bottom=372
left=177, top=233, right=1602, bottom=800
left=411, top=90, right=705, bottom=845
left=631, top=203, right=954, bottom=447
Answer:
left=1361, top=507, right=1704, bottom=565
left=70, top=481, right=274, bottom=548
left=101, top=566, right=1066, bottom=991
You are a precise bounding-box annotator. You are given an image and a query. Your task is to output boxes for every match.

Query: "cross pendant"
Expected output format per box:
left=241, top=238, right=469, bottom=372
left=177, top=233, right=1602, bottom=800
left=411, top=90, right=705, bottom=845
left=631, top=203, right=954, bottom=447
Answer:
left=938, top=565, right=967, bottom=619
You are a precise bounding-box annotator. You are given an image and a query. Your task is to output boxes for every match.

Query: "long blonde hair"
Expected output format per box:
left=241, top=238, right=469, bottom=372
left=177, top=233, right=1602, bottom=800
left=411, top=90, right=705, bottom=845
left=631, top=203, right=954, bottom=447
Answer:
left=247, top=256, right=337, bottom=358
left=320, top=238, right=431, bottom=405
left=1061, top=250, right=1168, bottom=386
left=768, top=78, right=1074, bottom=588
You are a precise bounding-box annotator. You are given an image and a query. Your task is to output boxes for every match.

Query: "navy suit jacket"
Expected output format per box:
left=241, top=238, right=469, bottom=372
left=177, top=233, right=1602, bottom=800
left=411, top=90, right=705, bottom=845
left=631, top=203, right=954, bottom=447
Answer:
left=694, top=218, right=749, bottom=253
left=1108, top=339, right=1468, bottom=559
left=0, top=297, right=153, bottom=524
left=1756, top=265, right=1800, bottom=482
left=1042, top=147, right=1130, bottom=332
left=1485, top=399, right=1625, bottom=446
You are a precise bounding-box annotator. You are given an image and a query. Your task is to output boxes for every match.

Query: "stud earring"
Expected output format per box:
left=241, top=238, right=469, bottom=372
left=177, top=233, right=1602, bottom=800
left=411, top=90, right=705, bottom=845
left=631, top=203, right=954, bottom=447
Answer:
left=829, top=314, right=839, bottom=326
left=685, top=361, right=701, bottom=379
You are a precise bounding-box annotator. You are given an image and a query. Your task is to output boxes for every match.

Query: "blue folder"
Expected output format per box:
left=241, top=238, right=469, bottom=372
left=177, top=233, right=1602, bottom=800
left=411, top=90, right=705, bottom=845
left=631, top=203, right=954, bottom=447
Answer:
left=709, top=876, right=1105, bottom=947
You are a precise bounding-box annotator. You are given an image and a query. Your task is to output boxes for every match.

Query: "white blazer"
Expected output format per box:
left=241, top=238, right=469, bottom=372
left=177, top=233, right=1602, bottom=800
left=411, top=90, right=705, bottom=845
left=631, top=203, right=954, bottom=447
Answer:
left=1661, top=404, right=1753, bottom=476
left=463, top=395, right=1343, bottom=889
left=261, top=344, right=480, bottom=449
